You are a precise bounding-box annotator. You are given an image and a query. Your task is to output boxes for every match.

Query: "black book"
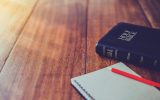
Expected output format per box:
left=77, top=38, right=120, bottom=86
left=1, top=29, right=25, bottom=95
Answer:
left=96, top=22, right=160, bottom=70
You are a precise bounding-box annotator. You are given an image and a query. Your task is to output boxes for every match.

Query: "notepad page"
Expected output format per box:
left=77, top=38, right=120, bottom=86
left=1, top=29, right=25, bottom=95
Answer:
left=71, top=62, right=160, bottom=100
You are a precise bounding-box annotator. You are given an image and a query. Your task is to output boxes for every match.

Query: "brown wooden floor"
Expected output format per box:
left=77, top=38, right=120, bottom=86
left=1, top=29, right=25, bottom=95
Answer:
left=0, top=0, right=160, bottom=100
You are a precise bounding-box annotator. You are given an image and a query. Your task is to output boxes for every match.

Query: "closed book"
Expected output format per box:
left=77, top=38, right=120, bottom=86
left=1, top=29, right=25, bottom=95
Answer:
left=96, top=22, right=160, bottom=70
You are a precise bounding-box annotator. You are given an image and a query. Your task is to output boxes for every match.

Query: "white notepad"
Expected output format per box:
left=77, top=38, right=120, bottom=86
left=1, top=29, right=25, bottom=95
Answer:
left=71, top=62, right=160, bottom=100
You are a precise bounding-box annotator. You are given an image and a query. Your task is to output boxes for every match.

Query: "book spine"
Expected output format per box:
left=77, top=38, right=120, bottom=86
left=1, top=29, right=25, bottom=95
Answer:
left=96, top=43, right=160, bottom=70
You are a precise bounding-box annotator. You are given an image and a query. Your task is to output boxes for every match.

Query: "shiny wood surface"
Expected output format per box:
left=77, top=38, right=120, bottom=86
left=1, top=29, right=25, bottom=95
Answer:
left=0, top=0, right=159, bottom=100
left=0, top=0, right=38, bottom=70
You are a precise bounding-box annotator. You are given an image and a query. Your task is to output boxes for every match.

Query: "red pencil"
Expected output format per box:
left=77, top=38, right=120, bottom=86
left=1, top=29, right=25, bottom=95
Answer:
left=111, top=68, right=160, bottom=88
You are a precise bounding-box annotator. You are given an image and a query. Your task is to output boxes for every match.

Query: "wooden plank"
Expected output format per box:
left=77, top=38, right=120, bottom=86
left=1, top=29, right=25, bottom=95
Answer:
left=0, top=0, right=87, bottom=99
left=86, top=0, right=160, bottom=82
left=0, top=0, right=38, bottom=70
left=138, top=0, right=160, bottom=28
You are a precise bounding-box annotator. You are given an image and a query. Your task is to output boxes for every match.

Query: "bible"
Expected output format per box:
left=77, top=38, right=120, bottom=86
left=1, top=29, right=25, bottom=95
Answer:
left=96, top=22, right=160, bottom=70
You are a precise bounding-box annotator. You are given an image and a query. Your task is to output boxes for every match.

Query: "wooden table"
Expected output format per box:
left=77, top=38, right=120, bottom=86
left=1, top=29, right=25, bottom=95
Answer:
left=0, top=0, right=160, bottom=100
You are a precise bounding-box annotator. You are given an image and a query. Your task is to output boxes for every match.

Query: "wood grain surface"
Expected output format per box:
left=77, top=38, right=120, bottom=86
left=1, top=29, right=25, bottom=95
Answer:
left=0, top=0, right=38, bottom=70
left=0, top=0, right=87, bottom=100
left=0, top=0, right=159, bottom=100
left=139, top=0, right=160, bottom=28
